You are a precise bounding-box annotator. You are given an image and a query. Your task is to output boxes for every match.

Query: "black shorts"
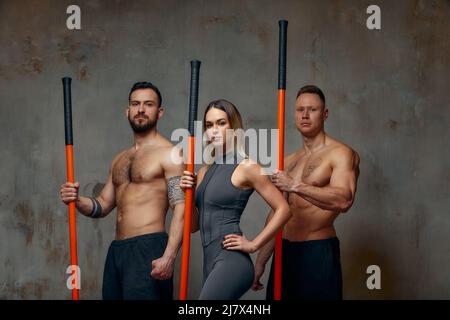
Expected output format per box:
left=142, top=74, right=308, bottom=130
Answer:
left=266, top=237, right=342, bottom=300
left=102, top=232, right=173, bottom=300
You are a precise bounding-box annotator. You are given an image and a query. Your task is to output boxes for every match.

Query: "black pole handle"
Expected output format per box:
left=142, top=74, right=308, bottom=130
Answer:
left=62, top=77, right=73, bottom=145
left=188, top=60, right=201, bottom=136
left=278, top=20, right=288, bottom=90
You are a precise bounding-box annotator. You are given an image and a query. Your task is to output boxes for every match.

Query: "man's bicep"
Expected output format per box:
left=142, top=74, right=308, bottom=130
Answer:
left=163, top=147, right=185, bottom=179
left=167, top=175, right=185, bottom=210
left=330, top=167, right=357, bottom=196
left=98, top=170, right=116, bottom=210
left=284, top=153, right=297, bottom=171
left=165, top=163, right=185, bottom=179
left=164, top=149, right=186, bottom=209
left=329, top=150, right=358, bottom=196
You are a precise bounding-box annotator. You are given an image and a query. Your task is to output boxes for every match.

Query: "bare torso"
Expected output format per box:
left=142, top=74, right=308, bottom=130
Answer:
left=111, top=142, right=173, bottom=240
left=283, top=138, right=351, bottom=241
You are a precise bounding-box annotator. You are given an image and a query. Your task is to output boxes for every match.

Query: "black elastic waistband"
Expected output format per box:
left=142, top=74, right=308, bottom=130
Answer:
left=282, top=237, right=339, bottom=249
left=111, top=232, right=168, bottom=246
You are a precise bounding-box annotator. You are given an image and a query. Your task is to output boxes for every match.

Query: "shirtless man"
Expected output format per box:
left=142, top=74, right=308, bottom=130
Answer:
left=59, top=82, right=185, bottom=300
left=252, top=85, right=360, bottom=300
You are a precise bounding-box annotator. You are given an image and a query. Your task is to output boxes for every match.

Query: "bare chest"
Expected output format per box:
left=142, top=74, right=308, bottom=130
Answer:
left=287, top=153, right=332, bottom=187
left=112, top=150, right=163, bottom=186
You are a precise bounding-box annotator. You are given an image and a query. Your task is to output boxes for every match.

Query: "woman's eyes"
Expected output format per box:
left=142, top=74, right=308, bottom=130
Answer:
left=206, top=121, right=227, bottom=128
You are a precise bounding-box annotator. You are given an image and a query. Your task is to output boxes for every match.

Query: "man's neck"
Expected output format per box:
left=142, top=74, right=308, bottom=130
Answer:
left=133, top=129, right=159, bottom=150
left=302, top=131, right=326, bottom=155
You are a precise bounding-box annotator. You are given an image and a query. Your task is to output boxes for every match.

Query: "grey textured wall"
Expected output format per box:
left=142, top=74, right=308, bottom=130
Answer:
left=0, top=0, right=449, bottom=299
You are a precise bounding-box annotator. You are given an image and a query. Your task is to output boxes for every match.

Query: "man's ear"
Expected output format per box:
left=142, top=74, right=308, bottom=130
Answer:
left=126, top=106, right=130, bottom=118
left=323, top=107, right=329, bottom=121
left=157, top=106, right=165, bottom=120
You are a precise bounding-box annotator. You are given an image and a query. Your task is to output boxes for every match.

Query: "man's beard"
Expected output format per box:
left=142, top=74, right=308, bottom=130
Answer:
left=128, top=115, right=156, bottom=133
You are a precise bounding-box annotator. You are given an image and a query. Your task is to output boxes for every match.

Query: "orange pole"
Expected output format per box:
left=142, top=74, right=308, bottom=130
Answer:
left=179, top=136, right=194, bottom=300
left=274, top=90, right=285, bottom=300
left=274, top=20, right=288, bottom=301
left=179, top=60, right=201, bottom=300
left=62, top=77, right=79, bottom=300
left=65, top=144, right=79, bottom=300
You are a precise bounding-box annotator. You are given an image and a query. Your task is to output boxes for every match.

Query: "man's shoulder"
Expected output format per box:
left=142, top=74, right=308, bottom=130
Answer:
left=285, top=151, right=298, bottom=161
left=139, top=136, right=180, bottom=157
left=327, top=139, right=359, bottom=165
left=154, top=135, right=180, bottom=154
left=160, top=143, right=183, bottom=159
left=285, top=150, right=303, bottom=167
left=158, top=143, right=184, bottom=169
left=112, top=149, right=129, bottom=164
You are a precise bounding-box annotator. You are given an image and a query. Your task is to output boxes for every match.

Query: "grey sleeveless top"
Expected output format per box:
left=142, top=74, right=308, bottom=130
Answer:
left=195, top=153, right=254, bottom=247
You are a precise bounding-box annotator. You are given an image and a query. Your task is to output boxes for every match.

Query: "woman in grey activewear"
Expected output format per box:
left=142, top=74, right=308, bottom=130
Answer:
left=180, top=99, right=291, bottom=300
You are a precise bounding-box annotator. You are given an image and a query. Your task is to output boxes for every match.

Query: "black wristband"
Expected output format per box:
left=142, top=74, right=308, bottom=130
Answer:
left=89, top=197, right=102, bottom=218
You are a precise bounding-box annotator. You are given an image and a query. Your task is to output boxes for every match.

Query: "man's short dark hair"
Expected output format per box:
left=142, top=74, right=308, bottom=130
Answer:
left=296, top=85, right=325, bottom=107
left=128, top=82, right=162, bottom=107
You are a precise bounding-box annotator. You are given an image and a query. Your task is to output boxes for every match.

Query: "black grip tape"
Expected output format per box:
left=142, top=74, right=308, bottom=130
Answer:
left=188, top=60, right=201, bottom=136
left=278, top=20, right=288, bottom=90
left=62, top=77, right=73, bottom=145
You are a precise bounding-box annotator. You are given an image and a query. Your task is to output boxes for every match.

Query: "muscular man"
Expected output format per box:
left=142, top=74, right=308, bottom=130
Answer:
left=253, top=85, right=360, bottom=300
left=59, top=82, right=185, bottom=300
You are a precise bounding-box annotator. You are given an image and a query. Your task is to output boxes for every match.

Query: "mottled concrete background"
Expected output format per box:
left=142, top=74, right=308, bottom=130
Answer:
left=0, top=0, right=449, bottom=299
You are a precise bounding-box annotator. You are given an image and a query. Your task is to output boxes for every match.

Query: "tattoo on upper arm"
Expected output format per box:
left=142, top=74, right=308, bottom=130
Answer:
left=167, top=176, right=185, bottom=208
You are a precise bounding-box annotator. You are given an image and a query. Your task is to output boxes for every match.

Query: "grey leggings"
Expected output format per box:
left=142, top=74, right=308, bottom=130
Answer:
left=199, top=237, right=254, bottom=300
